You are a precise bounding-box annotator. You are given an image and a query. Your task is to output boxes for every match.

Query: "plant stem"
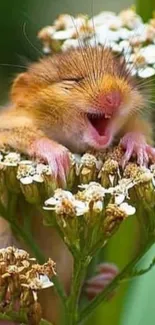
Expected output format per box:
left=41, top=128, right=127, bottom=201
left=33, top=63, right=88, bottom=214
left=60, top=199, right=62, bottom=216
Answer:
left=66, top=258, right=89, bottom=325
left=0, top=311, right=52, bottom=325
left=78, top=238, right=154, bottom=324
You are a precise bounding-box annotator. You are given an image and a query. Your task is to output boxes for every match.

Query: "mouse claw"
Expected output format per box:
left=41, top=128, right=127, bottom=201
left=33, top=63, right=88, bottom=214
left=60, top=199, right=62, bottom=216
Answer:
left=120, top=132, right=154, bottom=167
left=29, top=137, right=71, bottom=187
left=146, top=145, right=155, bottom=162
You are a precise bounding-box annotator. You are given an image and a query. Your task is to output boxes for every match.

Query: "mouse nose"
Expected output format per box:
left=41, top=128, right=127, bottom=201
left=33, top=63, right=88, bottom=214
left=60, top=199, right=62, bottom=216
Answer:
left=97, top=91, right=122, bottom=115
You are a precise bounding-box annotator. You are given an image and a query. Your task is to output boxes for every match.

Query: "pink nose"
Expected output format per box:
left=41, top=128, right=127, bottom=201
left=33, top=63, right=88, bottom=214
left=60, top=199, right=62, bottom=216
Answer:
left=97, top=91, right=121, bottom=115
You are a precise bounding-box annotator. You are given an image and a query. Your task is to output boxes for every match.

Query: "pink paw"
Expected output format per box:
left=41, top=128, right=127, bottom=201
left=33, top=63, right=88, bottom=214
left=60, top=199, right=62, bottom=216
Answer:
left=85, top=263, right=119, bottom=300
left=120, top=132, right=155, bottom=167
left=29, top=138, right=71, bottom=186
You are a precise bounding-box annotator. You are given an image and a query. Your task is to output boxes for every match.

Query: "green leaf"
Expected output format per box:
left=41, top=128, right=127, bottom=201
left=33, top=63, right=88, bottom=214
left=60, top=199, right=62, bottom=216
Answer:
left=128, top=257, right=155, bottom=278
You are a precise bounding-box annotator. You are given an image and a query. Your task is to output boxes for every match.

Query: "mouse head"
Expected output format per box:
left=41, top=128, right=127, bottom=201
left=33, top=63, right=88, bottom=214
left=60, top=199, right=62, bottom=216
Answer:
left=11, top=46, right=145, bottom=152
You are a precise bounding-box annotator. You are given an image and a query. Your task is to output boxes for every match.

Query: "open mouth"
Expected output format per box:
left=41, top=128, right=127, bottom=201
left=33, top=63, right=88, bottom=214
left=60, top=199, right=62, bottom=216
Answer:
left=87, top=113, right=110, bottom=136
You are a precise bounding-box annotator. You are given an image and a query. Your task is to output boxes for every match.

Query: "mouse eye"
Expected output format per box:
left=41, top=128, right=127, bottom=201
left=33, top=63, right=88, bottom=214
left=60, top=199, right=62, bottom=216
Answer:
left=62, top=77, right=84, bottom=83
left=59, top=77, right=84, bottom=91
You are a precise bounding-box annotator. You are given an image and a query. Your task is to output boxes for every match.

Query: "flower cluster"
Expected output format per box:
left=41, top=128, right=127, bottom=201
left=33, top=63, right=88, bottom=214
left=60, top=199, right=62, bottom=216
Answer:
left=41, top=151, right=155, bottom=254
left=38, top=7, right=155, bottom=78
left=1, top=147, right=155, bottom=210
left=0, top=247, right=56, bottom=325
left=43, top=177, right=136, bottom=253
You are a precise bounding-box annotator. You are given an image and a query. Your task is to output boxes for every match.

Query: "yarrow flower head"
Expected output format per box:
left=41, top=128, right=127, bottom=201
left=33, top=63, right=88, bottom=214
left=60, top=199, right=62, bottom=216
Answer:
left=43, top=179, right=136, bottom=255
left=0, top=145, right=155, bottom=257
left=0, top=247, right=56, bottom=325
left=38, top=7, right=155, bottom=78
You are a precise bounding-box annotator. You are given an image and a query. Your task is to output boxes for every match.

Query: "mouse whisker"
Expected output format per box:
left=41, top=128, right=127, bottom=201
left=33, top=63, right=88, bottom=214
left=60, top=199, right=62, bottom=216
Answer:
left=23, top=21, right=43, bottom=58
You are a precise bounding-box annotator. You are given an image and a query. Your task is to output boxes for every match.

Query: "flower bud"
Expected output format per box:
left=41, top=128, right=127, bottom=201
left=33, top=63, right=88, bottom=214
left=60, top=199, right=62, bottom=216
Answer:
left=103, top=203, right=127, bottom=237
left=100, top=159, right=120, bottom=187
left=20, top=178, right=41, bottom=204
left=79, top=154, right=99, bottom=184
left=66, top=153, right=78, bottom=190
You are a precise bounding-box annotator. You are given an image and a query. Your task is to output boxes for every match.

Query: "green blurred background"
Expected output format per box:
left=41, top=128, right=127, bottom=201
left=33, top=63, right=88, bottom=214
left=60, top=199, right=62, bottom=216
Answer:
left=1, top=1, right=155, bottom=325
left=0, top=0, right=132, bottom=103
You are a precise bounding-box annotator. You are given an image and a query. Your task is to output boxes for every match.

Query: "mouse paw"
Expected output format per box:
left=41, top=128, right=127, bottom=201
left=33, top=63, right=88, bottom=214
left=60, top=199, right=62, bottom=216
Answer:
left=85, top=263, right=119, bottom=300
left=29, top=137, right=71, bottom=186
left=120, top=132, right=155, bottom=167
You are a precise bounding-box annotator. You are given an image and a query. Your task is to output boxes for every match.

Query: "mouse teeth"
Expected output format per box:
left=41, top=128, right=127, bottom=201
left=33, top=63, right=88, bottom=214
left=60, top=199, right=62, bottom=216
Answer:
left=87, top=112, right=110, bottom=136
left=104, top=114, right=111, bottom=119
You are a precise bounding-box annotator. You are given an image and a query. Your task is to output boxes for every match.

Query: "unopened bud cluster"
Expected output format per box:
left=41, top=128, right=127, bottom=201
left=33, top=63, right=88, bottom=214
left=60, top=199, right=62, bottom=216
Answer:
left=0, top=247, right=56, bottom=325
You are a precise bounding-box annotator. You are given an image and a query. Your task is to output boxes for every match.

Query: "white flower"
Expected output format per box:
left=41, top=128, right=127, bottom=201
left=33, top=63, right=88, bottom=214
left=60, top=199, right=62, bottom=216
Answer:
left=118, top=178, right=135, bottom=192
left=22, top=274, right=53, bottom=290
left=20, top=176, right=33, bottom=185
left=36, top=163, right=50, bottom=174
left=3, top=152, right=21, bottom=166
left=119, top=40, right=132, bottom=53
left=54, top=14, right=75, bottom=30
left=119, top=202, right=136, bottom=215
left=138, top=169, right=153, bottom=183
left=74, top=200, right=89, bottom=216
left=33, top=174, right=44, bottom=183
left=39, top=274, right=54, bottom=289
left=44, top=191, right=89, bottom=216
left=62, top=39, right=80, bottom=51
left=41, top=26, right=55, bottom=37
left=96, top=26, right=120, bottom=43
left=129, top=53, right=146, bottom=68
left=18, top=160, right=34, bottom=165
left=89, top=12, right=116, bottom=27
left=52, top=28, right=75, bottom=40
left=138, top=67, right=155, bottom=78
left=45, top=189, right=74, bottom=206
left=139, top=45, right=155, bottom=64
left=93, top=200, right=103, bottom=212
left=108, top=16, right=122, bottom=30
left=79, top=182, right=106, bottom=199
left=119, top=8, right=143, bottom=29
left=43, top=45, right=51, bottom=54
left=119, top=28, right=132, bottom=40
left=110, top=42, right=122, bottom=53
left=115, top=194, right=125, bottom=205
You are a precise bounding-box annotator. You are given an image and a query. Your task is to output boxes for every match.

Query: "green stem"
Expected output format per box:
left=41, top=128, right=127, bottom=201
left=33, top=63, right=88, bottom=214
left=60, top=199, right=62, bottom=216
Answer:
left=12, top=222, right=45, bottom=263
left=66, top=258, right=89, bottom=325
left=0, top=311, right=52, bottom=325
left=7, top=192, right=19, bottom=220
left=78, top=238, right=154, bottom=324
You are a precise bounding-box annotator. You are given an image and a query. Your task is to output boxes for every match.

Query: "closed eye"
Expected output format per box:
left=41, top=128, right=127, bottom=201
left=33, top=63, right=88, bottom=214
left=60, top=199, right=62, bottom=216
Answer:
left=61, top=77, right=84, bottom=83
left=59, top=77, right=85, bottom=91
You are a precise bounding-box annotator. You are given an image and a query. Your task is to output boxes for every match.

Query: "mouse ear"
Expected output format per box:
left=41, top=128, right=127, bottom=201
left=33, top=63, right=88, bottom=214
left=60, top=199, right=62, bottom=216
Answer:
left=11, top=72, right=31, bottom=105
